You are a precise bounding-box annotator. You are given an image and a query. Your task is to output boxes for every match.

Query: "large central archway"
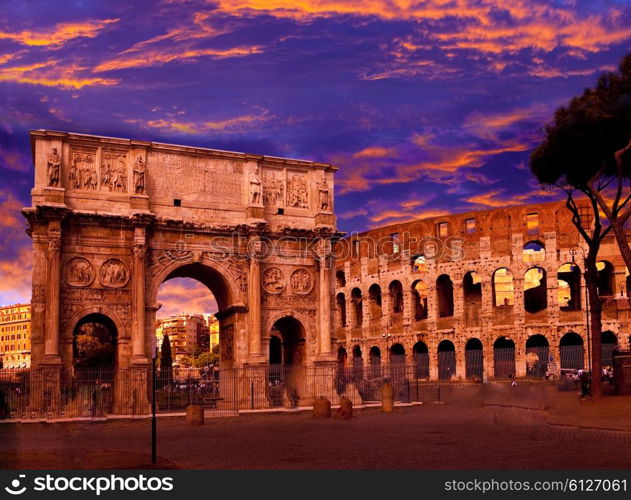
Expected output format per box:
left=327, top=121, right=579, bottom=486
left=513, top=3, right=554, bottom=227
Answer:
left=150, top=260, right=242, bottom=369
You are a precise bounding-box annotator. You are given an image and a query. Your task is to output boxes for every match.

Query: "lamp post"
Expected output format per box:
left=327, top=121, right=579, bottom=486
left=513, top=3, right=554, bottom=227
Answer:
left=151, top=334, right=158, bottom=465
left=570, top=246, right=592, bottom=373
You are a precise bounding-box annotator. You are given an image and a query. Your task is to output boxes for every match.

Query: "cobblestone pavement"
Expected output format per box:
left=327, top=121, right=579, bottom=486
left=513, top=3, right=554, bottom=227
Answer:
left=2, top=404, right=631, bottom=469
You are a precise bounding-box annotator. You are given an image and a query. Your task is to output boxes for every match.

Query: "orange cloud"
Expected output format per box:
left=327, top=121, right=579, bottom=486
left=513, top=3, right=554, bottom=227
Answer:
left=215, top=0, right=501, bottom=23
left=0, top=60, right=119, bottom=89
left=465, top=188, right=558, bottom=208
left=0, top=18, right=118, bottom=47
left=0, top=246, right=32, bottom=306
left=94, top=45, right=263, bottom=72
left=368, top=208, right=448, bottom=227
left=336, top=133, right=531, bottom=195
left=353, top=146, right=393, bottom=158
left=0, top=191, right=24, bottom=231
left=125, top=112, right=269, bottom=134
left=157, top=278, right=218, bottom=317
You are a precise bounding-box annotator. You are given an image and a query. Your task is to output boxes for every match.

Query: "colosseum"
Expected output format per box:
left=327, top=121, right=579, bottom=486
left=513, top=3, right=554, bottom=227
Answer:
left=333, top=200, right=631, bottom=381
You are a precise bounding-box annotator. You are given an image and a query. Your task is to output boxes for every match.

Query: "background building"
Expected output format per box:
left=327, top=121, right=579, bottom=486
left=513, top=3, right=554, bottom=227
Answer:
left=204, top=314, right=220, bottom=350
left=156, top=314, right=210, bottom=365
left=0, top=304, right=31, bottom=368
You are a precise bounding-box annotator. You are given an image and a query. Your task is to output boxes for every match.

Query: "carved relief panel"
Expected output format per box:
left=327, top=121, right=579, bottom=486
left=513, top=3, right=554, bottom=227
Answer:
left=262, top=169, right=285, bottom=207
left=99, top=259, right=130, bottom=288
left=287, top=173, right=309, bottom=209
left=63, top=257, right=95, bottom=287
left=290, top=268, right=314, bottom=295
left=262, top=266, right=285, bottom=294
left=69, top=147, right=98, bottom=191
left=101, top=149, right=128, bottom=193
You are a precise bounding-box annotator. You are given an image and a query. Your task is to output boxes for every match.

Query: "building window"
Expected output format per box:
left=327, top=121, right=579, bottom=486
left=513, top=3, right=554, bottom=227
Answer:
left=437, top=222, right=448, bottom=238
left=391, top=232, right=401, bottom=253
left=465, top=218, right=476, bottom=234
left=412, top=255, right=426, bottom=273
left=526, top=213, right=539, bottom=235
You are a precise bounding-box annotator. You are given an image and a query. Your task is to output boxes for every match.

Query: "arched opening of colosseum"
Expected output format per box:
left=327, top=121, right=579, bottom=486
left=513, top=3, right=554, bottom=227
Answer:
left=156, top=262, right=234, bottom=368
left=522, top=240, right=546, bottom=265
left=352, top=345, right=363, bottom=379
left=465, top=338, right=483, bottom=379
left=463, top=271, right=482, bottom=324
left=368, top=284, right=383, bottom=320
left=351, top=288, right=363, bottom=326
left=436, top=274, right=454, bottom=317
left=336, top=270, right=346, bottom=288
left=369, top=346, right=381, bottom=378
left=336, top=292, right=347, bottom=328
left=389, top=281, right=404, bottom=314
left=72, top=313, right=118, bottom=371
left=493, top=336, right=515, bottom=378
left=390, top=343, right=405, bottom=364
left=437, top=340, right=456, bottom=380
left=413, top=341, right=429, bottom=379
left=601, top=331, right=618, bottom=368
left=524, top=267, right=547, bottom=313
left=557, top=263, right=581, bottom=311
left=390, top=343, right=405, bottom=381
left=596, top=261, right=614, bottom=296
left=559, top=332, right=584, bottom=370
left=626, top=268, right=630, bottom=297
left=492, top=268, right=514, bottom=307
left=411, top=280, right=428, bottom=320
left=525, top=334, right=549, bottom=377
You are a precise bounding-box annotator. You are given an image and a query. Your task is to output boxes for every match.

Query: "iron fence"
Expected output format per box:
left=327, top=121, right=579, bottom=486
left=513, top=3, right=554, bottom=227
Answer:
left=0, top=364, right=460, bottom=421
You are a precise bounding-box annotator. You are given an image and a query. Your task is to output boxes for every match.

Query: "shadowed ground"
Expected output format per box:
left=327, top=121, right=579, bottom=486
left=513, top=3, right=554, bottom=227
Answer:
left=2, top=395, right=631, bottom=469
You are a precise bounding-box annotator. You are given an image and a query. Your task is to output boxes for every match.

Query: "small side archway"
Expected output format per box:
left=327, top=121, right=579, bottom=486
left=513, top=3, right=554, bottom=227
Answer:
left=493, top=336, right=515, bottom=378
left=465, top=338, right=483, bottom=379
left=412, top=341, right=429, bottom=379
left=525, top=334, right=549, bottom=377
left=437, top=340, right=456, bottom=380
left=559, top=332, right=584, bottom=370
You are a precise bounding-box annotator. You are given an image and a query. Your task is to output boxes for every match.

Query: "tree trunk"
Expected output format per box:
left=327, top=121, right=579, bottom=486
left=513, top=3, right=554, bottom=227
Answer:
left=608, top=220, right=631, bottom=286
left=585, top=256, right=602, bottom=400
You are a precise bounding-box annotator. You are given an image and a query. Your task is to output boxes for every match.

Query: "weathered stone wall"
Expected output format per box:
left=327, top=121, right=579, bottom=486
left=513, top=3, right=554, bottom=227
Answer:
left=333, top=201, right=631, bottom=380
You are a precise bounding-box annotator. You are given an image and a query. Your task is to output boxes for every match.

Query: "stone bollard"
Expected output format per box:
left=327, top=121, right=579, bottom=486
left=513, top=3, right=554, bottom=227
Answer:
left=335, top=397, right=353, bottom=420
left=312, top=397, right=331, bottom=419
left=186, top=404, right=204, bottom=425
left=381, top=381, right=394, bottom=413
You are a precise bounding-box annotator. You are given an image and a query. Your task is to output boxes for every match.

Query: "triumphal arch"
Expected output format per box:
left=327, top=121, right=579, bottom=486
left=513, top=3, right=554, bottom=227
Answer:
left=23, top=130, right=338, bottom=411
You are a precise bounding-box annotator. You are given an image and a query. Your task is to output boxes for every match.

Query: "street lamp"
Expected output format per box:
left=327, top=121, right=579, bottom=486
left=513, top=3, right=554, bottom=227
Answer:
left=570, top=246, right=592, bottom=373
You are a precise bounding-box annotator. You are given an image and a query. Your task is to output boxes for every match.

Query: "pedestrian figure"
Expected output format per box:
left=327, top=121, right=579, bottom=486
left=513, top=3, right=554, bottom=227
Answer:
left=509, top=373, right=517, bottom=387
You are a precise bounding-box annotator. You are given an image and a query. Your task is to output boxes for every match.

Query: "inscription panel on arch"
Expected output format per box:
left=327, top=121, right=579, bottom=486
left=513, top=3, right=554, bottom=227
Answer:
left=146, top=151, right=243, bottom=206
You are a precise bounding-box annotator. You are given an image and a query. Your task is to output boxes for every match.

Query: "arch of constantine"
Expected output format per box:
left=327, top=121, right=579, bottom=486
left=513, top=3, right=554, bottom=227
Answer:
left=23, top=130, right=338, bottom=412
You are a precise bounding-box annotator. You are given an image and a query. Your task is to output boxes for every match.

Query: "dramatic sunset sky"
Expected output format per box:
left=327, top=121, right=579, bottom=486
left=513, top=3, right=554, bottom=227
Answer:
left=1, top=0, right=631, bottom=313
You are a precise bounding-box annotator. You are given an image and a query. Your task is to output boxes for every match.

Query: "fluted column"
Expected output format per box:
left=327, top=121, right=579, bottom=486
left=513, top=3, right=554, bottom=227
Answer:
left=43, top=221, right=62, bottom=363
left=318, top=239, right=333, bottom=360
left=248, top=237, right=264, bottom=362
left=132, top=225, right=148, bottom=364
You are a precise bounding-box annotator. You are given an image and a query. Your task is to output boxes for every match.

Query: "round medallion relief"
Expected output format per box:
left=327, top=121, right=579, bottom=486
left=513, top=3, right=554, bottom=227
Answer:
left=290, top=268, right=313, bottom=295
left=99, top=258, right=130, bottom=288
left=262, top=266, right=285, bottom=294
left=63, top=257, right=95, bottom=287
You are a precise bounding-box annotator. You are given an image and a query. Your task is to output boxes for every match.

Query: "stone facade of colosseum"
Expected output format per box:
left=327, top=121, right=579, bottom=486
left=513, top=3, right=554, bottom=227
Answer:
left=333, top=200, right=631, bottom=381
